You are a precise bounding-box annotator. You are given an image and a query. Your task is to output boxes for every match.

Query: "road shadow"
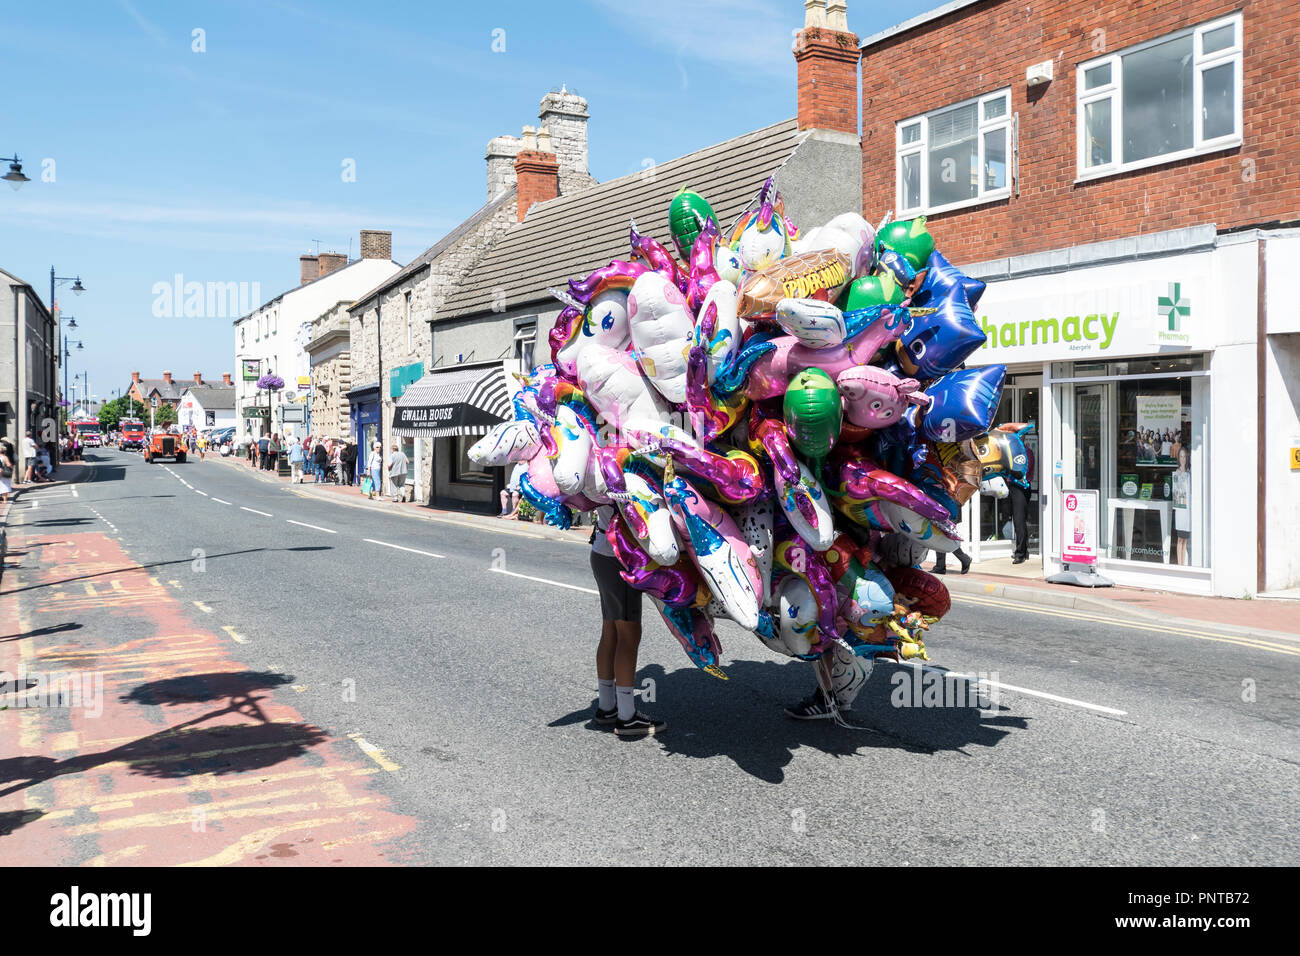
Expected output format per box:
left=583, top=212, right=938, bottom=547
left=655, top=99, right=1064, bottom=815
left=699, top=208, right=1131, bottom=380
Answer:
left=0, top=622, right=82, bottom=643
left=0, top=670, right=327, bottom=798
left=0, top=808, right=45, bottom=837
left=550, top=659, right=1028, bottom=784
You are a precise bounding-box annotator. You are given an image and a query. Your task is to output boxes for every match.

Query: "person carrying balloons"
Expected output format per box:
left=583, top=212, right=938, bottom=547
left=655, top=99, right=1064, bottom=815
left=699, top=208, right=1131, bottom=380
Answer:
left=589, top=505, right=666, bottom=737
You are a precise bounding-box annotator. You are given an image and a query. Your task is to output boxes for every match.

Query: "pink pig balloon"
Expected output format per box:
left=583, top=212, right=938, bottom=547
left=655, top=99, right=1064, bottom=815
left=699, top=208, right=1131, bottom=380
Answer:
left=836, top=366, right=929, bottom=429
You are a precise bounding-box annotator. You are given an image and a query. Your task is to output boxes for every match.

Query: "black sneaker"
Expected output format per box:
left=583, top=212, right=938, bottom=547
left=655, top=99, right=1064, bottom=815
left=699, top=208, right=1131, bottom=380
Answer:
left=784, top=688, right=836, bottom=720
left=593, top=705, right=618, bottom=726
left=614, top=711, right=666, bottom=737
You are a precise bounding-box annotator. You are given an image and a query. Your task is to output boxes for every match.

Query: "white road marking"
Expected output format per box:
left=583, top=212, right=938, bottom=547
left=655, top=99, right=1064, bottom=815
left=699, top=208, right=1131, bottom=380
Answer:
left=347, top=732, right=401, bottom=772
left=885, top=661, right=1127, bottom=717
left=240, top=506, right=273, bottom=517
left=287, top=519, right=336, bottom=534
left=70, top=485, right=78, bottom=497
left=194, top=490, right=208, bottom=496
left=363, top=538, right=443, bottom=558
left=212, top=498, right=231, bottom=505
left=193, top=601, right=214, bottom=614
left=488, top=567, right=598, bottom=595
left=221, top=625, right=249, bottom=645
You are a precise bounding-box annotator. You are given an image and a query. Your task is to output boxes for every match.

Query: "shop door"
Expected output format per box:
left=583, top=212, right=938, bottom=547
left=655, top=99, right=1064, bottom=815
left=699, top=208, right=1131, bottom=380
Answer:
left=1072, top=383, right=1110, bottom=557
left=974, top=375, right=1041, bottom=554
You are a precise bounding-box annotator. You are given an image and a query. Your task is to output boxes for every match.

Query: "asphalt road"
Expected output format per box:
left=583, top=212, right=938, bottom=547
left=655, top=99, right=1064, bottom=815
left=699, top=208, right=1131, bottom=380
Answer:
left=6, top=447, right=1298, bottom=865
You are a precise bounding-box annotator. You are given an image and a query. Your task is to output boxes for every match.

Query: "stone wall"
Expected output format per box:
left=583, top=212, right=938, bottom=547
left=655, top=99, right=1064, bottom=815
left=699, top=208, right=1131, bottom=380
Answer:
left=307, top=300, right=353, bottom=438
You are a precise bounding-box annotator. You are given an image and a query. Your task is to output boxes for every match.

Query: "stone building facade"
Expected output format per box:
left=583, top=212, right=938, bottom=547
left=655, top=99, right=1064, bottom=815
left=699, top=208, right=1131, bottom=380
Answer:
left=304, top=300, right=353, bottom=439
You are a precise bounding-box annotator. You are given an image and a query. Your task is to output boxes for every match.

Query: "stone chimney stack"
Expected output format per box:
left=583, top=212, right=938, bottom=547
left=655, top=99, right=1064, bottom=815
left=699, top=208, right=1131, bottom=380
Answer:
left=193, top=372, right=203, bottom=385
left=360, top=229, right=392, bottom=260
left=486, top=134, right=523, bottom=201
left=795, top=0, right=860, bottom=137
left=515, top=125, right=560, bottom=222
left=538, top=86, right=595, bottom=194
left=317, top=251, right=347, bottom=277
left=222, top=372, right=232, bottom=385
left=300, top=254, right=320, bottom=285
left=163, top=371, right=173, bottom=385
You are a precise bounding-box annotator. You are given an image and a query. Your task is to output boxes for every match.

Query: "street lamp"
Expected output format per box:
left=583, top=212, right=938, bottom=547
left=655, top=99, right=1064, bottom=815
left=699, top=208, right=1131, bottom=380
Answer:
left=2, top=154, right=30, bottom=190
left=50, top=268, right=86, bottom=420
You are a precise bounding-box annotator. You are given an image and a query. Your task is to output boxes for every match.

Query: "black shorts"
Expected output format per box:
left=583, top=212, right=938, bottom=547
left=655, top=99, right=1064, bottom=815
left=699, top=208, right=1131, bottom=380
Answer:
left=1175, top=529, right=1190, bottom=540
left=590, top=551, right=642, bottom=623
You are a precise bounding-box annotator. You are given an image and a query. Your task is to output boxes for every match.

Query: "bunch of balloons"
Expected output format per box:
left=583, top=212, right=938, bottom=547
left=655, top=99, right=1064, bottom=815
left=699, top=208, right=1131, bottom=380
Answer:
left=470, top=176, right=1007, bottom=692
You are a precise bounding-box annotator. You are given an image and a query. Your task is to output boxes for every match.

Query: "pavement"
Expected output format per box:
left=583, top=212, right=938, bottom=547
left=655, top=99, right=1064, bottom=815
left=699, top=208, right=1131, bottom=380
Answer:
left=2, top=448, right=1298, bottom=866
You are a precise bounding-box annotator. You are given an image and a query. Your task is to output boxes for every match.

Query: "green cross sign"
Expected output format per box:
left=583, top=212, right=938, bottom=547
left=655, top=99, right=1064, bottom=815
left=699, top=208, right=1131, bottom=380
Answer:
left=1158, top=283, right=1190, bottom=331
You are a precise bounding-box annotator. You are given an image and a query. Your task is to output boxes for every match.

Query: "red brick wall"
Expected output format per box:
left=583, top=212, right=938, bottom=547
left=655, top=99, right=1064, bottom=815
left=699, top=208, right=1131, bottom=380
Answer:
left=796, top=28, right=861, bottom=134
left=860, top=0, right=1300, bottom=262
left=515, top=150, right=560, bottom=221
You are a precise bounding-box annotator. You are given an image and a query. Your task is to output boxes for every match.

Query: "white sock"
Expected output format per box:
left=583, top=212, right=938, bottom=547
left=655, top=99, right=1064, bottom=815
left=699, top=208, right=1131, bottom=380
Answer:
left=598, top=678, right=616, bottom=711
left=616, top=685, right=636, bottom=721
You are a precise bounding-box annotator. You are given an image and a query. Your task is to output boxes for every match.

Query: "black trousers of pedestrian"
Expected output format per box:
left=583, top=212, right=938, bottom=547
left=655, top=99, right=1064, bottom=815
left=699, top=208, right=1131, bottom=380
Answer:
left=1010, top=482, right=1030, bottom=559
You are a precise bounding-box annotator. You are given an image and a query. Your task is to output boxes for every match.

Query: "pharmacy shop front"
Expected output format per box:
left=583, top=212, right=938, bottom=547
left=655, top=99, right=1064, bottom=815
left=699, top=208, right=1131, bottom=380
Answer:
left=961, top=243, right=1258, bottom=597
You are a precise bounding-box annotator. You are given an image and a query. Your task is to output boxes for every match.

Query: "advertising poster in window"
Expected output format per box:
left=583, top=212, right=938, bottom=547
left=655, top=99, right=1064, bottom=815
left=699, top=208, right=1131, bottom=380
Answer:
left=1061, top=489, right=1099, bottom=566
left=1135, top=394, right=1180, bottom=465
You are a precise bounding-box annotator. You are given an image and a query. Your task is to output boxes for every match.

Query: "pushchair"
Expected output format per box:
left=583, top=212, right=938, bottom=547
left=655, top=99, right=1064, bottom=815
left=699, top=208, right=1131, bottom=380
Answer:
left=320, top=460, right=341, bottom=484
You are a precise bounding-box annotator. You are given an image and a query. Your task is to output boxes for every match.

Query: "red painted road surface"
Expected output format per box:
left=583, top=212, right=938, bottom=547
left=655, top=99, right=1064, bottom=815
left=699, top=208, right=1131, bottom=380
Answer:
left=0, top=529, right=418, bottom=865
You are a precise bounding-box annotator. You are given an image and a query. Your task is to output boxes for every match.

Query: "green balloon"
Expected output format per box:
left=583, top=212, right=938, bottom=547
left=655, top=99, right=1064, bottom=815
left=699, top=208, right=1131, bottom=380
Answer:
left=783, top=368, right=842, bottom=460
left=877, top=216, right=935, bottom=270
left=838, top=271, right=905, bottom=311
left=669, top=189, right=715, bottom=259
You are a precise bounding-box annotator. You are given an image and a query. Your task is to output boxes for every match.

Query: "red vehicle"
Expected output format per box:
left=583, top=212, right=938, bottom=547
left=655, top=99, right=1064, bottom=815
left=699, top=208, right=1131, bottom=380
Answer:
left=68, top=418, right=103, bottom=447
left=119, top=419, right=145, bottom=450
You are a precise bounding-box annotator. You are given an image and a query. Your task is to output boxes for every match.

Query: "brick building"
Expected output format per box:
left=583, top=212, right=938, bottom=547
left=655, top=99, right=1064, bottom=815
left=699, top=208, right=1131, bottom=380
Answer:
left=859, top=0, right=1300, bottom=594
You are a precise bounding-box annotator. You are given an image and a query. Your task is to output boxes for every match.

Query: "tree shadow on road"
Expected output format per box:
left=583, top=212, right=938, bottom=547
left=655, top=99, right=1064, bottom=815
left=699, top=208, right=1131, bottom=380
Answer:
left=0, top=670, right=327, bottom=799
left=0, top=622, right=82, bottom=644
left=550, top=659, right=1028, bottom=784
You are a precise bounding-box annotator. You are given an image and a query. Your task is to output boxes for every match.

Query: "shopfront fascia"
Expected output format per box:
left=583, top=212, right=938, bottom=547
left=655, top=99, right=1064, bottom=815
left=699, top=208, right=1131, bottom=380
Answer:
left=963, top=246, right=1242, bottom=595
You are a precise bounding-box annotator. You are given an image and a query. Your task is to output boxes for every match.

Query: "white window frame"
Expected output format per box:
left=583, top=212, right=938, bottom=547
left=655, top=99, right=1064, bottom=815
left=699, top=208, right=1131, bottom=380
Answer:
left=404, top=291, right=413, bottom=354
left=896, top=88, right=1013, bottom=217
left=1076, top=13, right=1243, bottom=182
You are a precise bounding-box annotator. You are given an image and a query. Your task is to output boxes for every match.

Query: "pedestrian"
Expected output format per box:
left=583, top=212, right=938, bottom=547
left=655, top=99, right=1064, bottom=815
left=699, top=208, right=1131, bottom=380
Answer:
left=365, top=441, right=383, bottom=499
left=330, top=441, right=342, bottom=483
left=589, top=505, right=664, bottom=737
left=0, top=440, right=14, bottom=502
left=257, top=434, right=269, bottom=470
left=21, top=432, right=38, bottom=484
left=500, top=460, right=525, bottom=517
left=387, top=442, right=409, bottom=503
left=269, top=433, right=283, bottom=473
left=341, top=441, right=357, bottom=485
left=996, top=422, right=1035, bottom=564
left=288, top=434, right=305, bottom=483
left=312, top=439, right=328, bottom=484
left=931, top=546, right=971, bottom=575
left=198, top=432, right=207, bottom=460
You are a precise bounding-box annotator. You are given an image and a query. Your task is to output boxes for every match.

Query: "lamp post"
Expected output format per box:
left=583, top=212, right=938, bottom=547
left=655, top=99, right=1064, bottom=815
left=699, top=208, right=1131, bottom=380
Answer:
left=49, top=268, right=85, bottom=429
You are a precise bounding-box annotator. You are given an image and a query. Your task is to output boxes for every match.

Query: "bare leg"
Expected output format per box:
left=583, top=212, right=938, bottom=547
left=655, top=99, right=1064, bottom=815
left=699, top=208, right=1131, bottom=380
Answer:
left=613, top=621, right=642, bottom=688
left=596, top=621, right=617, bottom=682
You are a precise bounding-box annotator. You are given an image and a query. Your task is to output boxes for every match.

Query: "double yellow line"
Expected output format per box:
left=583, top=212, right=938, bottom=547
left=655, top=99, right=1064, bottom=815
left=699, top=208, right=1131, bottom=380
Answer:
left=952, top=592, right=1300, bottom=658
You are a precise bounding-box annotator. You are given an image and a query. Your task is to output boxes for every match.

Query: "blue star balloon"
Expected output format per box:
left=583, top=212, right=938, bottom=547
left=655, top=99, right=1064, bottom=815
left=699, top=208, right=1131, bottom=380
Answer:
left=913, top=251, right=987, bottom=312
left=917, top=365, right=1007, bottom=443
left=891, top=276, right=986, bottom=382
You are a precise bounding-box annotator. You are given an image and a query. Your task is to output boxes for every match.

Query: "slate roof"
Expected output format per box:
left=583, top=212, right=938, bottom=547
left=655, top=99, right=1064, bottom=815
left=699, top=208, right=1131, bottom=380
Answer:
left=435, top=118, right=807, bottom=321
left=183, top=385, right=237, bottom=410
left=135, top=378, right=184, bottom=401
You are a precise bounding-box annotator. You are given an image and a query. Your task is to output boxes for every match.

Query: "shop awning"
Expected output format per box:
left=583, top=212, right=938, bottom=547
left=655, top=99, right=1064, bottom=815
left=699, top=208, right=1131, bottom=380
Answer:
left=391, top=363, right=512, bottom=438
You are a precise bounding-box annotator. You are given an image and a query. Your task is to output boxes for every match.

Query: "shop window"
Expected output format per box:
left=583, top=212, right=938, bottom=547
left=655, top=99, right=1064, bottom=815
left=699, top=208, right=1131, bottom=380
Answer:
left=452, top=434, right=492, bottom=484
left=1054, top=356, right=1209, bottom=569
left=1077, top=14, right=1242, bottom=180
left=896, top=89, right=1012, bottom=216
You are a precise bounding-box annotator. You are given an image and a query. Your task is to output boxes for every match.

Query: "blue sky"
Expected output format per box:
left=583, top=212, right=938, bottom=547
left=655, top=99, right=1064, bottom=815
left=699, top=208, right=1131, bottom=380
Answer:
left=1, top=0, right=936, bottom=401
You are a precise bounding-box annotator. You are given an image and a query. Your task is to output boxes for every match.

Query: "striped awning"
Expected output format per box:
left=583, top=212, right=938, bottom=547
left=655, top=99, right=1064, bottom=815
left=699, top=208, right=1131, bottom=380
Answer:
left=391, top=363, right=512, bottom=438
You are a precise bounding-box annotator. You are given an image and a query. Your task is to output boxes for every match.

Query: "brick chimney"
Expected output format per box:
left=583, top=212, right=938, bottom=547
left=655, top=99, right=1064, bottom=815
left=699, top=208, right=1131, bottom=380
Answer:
left=318, top=251, right=347, bottom=276
left=300, top=254, right=320, bottom=285
left=360, top=229, right=392, bottom=260
left=795, top=0, right=860, bottom=136
left=486, top=134, right=523, bottom=201
left=163, top=371, right=173, bottom=385
left=538, top=86, right=595, bottom=194
left=131, top=371, right=141, bottom=383
left=515, top=125, right=560, bottom=222
left=222, top=372, right=232, bottom=385
left=193, top=372, right=203, bottom=385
